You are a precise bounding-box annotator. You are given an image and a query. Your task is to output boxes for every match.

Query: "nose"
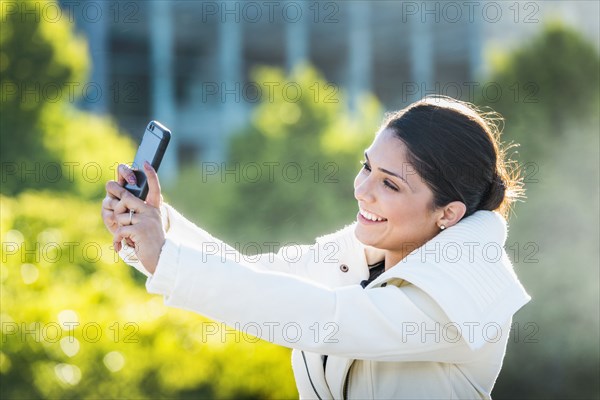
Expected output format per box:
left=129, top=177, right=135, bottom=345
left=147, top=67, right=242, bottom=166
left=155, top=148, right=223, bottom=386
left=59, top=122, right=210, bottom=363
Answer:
left=354, top=173, right=376, bottom=203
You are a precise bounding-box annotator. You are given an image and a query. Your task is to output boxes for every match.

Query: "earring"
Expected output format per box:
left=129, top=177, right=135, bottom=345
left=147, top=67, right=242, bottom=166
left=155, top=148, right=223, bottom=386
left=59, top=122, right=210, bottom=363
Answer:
left=440, top=225, right=446, bottom=230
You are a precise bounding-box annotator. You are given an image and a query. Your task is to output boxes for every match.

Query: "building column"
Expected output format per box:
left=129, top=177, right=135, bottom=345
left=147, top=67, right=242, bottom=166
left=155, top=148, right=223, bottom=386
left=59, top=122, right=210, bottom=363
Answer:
left=285, top=0, right=309, bottom=72
left=348, top=1, right=372, bottom=112
left=214, top=10, right=243, bottom=161
left=467, top=17, right=483, bottom=79
left=409, top=18, right=434, bottom=103
left=71, top=0, right=108, bottom=114
left=150, top=0, right=177, bottom=181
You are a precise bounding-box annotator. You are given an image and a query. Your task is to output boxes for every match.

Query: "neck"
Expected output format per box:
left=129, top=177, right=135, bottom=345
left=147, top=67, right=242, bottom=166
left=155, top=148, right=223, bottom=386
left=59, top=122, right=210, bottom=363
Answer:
left=385, top=240, right=430, bottom=270
left=384, top=250, right=409, bottom=271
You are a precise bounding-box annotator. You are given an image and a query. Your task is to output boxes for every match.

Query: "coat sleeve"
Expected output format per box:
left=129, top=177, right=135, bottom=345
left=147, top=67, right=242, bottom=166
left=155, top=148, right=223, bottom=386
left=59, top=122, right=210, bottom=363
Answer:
left=145, top=236, right=484, bottom=363
left=118, top=203, right=362, bottom=280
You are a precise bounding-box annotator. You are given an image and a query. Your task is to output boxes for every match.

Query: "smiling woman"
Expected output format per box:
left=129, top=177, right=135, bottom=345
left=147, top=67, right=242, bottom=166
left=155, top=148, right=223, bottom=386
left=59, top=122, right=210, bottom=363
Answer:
left=102, top=95, right=530, bottom=399
left=355, top=132, right=445, bottom=268
left=354, top=97, right=524, bottom=270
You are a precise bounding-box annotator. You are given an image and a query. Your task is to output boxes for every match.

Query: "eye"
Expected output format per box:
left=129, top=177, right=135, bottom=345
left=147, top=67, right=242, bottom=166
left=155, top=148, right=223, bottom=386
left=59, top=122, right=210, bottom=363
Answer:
left=384, top=180, right=399, bottom=192
left=361, top=160, right=400, bottom=192
left=360, top=160, right=371, bottom=172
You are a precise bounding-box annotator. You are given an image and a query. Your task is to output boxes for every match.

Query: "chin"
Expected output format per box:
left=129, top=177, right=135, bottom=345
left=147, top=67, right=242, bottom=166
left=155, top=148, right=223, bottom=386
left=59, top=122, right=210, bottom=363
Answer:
left=354, top=225, right=378, bottom=247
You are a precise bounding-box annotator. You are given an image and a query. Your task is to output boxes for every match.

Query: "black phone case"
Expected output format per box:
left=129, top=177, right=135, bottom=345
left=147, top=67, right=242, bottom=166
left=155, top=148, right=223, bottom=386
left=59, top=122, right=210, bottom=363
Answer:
left=124, top=120, right=171, bottom=200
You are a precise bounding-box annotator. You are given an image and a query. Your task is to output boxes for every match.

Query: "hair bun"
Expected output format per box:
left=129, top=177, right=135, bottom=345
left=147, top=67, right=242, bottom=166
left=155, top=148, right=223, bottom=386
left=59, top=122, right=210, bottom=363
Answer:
left=479, top=171, right=506, bottom=211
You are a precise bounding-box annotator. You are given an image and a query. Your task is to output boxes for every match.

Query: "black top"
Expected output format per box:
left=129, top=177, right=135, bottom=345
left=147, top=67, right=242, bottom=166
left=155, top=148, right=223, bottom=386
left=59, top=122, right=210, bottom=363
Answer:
left=360, top=260, right=387, bottom=288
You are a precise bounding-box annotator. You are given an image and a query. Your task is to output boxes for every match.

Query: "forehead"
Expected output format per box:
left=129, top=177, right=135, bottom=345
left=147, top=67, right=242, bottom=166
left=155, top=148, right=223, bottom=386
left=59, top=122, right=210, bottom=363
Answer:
left=367, top=128, right=410, bottom=165
left=367, top=128, right=425, bottom=187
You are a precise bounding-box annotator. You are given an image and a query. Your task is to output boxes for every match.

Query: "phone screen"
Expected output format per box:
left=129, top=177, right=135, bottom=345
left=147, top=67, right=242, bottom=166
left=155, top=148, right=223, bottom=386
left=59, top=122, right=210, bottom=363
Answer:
left=124, top=121, right=171, bottom=200
left=130, top=129, right=160, bottom=190
left=133, top=129, right=162, bottom=170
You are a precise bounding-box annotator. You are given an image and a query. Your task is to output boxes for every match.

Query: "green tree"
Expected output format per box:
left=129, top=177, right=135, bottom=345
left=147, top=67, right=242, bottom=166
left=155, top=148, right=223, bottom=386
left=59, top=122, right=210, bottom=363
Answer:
left=479, top=21, right=600, bottom=160
left=1, top=0, right=84, bottom=193
left=0, top=0, right=131, bottom=198
left=479, top=22, right=600, bottom=399
left=169, top=65, right=383, bottom=246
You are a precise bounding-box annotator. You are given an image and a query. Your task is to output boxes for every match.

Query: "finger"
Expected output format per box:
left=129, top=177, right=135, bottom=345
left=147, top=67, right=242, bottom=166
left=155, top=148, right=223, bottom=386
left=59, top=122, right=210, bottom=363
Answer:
left=102, top=195, right=118, bottom=211
left=115, top=209, right=138, bottom=226
left=102, top=208, right=118, bottom=232
left=118, top=163, right=137, bottom=186
left=113, top=237, right=136, bottom=252
left=105, top=181, right=120, bottom=201
left=106, top=181, right=146, bottom=213
left=143, top=162, right=162, bottom=208
left=113, top=225, right=137, bottom=250
left=106, top=180, right=129, bottom=213
left=106, top=180, right=125, bottom=199
left=114, top=197, right=143, bottom=217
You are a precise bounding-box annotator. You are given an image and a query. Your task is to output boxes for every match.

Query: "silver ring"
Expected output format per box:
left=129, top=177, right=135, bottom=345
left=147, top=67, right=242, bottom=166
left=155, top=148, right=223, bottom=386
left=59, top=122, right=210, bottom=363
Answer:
left=129, top=209, right=135, bottom=225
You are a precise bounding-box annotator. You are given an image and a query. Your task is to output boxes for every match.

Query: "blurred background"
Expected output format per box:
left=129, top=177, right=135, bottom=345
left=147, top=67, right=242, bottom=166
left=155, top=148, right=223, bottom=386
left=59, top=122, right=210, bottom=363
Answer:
left=1, top=0, right=598, bottom=398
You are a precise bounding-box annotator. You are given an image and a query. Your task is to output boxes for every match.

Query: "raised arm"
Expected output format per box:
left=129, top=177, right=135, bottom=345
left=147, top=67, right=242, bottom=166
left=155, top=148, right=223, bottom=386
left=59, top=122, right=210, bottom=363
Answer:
left=102, top=163, right=370, bottom=280
left=146, top=238, right=487, bottom=363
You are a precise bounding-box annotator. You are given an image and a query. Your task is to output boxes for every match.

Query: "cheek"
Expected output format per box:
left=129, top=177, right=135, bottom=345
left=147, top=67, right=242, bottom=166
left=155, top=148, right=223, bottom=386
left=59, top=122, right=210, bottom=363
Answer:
left=383, top=194, right=420, bottom=223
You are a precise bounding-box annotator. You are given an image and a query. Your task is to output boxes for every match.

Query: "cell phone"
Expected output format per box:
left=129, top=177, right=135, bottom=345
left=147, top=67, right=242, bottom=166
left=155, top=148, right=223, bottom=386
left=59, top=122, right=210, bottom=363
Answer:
left=124, top=120, right=171, bottom=200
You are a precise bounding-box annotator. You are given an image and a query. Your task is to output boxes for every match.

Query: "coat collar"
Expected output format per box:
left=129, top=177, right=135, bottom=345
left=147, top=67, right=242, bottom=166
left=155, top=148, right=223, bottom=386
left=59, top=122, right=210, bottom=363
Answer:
left=349, top=210, right=531, bottom=350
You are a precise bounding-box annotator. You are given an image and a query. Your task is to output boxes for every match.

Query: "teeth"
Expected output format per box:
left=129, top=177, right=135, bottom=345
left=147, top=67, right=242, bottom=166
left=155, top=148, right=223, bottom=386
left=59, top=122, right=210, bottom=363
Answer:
left=360, top=209, right=386, bottom=222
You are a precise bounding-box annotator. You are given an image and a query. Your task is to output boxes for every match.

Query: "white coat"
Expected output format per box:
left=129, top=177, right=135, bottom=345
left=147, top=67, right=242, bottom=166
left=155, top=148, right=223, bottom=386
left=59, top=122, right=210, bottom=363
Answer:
left=120, top=204, right=530, bottom=399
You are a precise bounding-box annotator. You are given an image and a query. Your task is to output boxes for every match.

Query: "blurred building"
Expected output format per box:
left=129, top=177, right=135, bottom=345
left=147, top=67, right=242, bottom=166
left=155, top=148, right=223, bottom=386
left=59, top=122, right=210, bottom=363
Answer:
left=65, top=0, right=599, bottom=178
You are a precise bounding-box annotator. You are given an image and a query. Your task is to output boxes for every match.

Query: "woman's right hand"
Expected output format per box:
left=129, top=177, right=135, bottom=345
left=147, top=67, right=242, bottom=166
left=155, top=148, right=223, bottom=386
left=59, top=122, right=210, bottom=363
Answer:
left=101, top=164, right=138, bottom=235
left=105, top=162, right=166, bottom=273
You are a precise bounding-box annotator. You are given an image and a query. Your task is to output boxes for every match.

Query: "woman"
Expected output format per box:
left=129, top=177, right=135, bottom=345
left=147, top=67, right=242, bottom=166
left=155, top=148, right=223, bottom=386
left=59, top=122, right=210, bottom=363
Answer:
left=102, top=96, right=530, bottom=399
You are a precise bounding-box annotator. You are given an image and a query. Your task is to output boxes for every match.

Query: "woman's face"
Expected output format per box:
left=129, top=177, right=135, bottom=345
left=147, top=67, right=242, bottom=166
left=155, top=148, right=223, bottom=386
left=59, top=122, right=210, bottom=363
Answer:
left=354, top=128, right=442, bottom=264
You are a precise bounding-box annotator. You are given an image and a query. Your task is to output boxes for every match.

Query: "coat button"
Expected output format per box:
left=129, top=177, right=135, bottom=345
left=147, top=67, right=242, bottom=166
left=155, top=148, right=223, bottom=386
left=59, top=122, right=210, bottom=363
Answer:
left=339, top=264, right=349, bottom=272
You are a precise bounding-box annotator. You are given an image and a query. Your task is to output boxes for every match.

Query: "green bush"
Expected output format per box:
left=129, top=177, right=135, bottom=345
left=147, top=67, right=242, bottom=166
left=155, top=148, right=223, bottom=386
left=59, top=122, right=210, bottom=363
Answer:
left=1, top=1, right=297, bottom=398
left=168, top=65, right=383, bottom=246
left=1, top=192, right=297, bottom=399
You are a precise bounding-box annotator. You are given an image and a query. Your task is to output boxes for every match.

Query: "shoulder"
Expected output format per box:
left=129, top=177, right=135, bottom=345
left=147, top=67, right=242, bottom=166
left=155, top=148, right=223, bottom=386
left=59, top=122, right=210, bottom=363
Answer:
left=380, top=210, right=529, bottom=349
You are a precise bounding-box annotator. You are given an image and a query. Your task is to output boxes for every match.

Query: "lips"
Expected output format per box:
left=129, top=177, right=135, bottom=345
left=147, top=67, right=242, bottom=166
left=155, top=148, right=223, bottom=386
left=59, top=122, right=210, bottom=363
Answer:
left=358, top=207, right=387, bottom=222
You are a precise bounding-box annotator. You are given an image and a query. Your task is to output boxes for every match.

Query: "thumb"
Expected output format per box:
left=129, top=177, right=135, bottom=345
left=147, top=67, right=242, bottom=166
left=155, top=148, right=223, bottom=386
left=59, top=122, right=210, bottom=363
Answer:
left=144, top=162, right=162, bottom=208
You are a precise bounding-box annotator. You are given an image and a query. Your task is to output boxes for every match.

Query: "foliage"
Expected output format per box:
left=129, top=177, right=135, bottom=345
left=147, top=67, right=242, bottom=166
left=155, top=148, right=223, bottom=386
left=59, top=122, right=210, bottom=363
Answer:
left=0, top=192, right=296, bottom=399
left=492, top=113, right=599, bottom=399
left=36, top=104, right=135, bottom=200
left=2, top=0, right=599, bottom=397
left=479, top=21, right=600, bottom=161
left=0, top=1, right=297, bottom=398
left=168, top=65, right=383, bottom=246
left=0, top=0, right=130, bottom=198
left=480, top=23, right=600, bottom=399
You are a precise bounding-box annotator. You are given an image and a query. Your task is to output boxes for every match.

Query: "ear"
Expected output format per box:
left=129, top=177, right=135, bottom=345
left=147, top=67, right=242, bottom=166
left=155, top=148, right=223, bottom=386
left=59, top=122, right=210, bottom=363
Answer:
left=437, top=201, right=467, bottom=229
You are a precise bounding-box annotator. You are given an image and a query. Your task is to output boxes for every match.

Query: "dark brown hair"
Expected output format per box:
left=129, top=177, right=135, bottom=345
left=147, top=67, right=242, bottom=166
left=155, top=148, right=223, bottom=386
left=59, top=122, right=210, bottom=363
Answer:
left=383, top=95, right=524, bottom=220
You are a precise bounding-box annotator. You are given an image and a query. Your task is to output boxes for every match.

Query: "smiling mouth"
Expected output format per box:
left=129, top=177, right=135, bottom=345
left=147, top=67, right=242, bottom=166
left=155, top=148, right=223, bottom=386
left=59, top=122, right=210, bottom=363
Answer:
left=358, top=208, right=388, bottom=222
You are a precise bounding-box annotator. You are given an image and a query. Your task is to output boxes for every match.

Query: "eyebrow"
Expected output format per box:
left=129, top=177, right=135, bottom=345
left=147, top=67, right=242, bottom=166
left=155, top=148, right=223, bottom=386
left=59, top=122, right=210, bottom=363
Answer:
left=364, top=152, right=413, bottom=191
